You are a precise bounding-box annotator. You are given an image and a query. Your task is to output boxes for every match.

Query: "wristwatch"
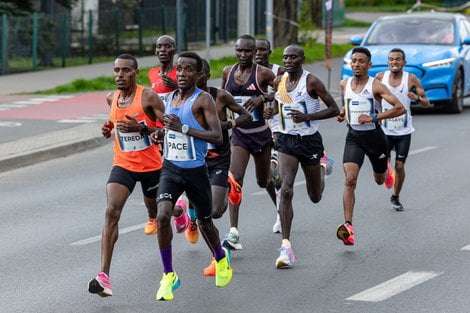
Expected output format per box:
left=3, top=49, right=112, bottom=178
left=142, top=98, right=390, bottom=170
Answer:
left=370, top=113, right=377, bottom=123
left=181, top=124, right=190, bottom=135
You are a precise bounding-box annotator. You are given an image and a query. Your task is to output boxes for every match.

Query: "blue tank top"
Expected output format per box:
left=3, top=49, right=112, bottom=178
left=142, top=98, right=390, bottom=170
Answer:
left=224, top=63, right=267, bottom=130
left=164, top=88, right=207, bottom=168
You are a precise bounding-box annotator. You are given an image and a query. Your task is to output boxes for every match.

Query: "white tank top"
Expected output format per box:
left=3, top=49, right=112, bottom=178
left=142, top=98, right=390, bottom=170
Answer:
left=274, top=70, right=320, bottom=136
left=268, top=63, right=282, bottom=133
left=344, top=76, right=379, bottom=131
left=380, top=71, right=415, bottom=135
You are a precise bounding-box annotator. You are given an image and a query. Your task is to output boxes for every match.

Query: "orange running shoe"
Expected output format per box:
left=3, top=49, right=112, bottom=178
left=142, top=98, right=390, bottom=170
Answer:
left=203, top=258, right=216, bottom=276
left=185, top=220, right=199, bottom=244
left=384, top=160, right=396, bottom=189
left=227, top=172, right=242, bottom=206
left=336, top=223, right=355, bottom=246
left=144, top=217, right=158, bottom=235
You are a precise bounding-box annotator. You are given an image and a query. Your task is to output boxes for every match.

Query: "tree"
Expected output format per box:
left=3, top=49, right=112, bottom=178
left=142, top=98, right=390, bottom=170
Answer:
left=307, top=0, right=323, bottom=28
left=273, top=0, right=297, bottom=46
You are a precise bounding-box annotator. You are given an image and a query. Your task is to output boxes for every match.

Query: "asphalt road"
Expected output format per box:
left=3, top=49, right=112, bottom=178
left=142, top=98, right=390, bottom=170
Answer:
left=1, top=106, right=470, bottom=313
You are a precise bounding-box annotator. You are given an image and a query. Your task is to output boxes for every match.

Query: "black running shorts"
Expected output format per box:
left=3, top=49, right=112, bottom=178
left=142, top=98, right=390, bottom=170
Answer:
left=386, top=134, right=411, bottom=163
left=107, top=166, right=160, bottom=198
left=157, top=161, right=212, bottom=221
left=275, top=132, right=324, bottom=166
left=207, top=155, right=230, bottom=188
left=343, top=127, right=388, bottom=174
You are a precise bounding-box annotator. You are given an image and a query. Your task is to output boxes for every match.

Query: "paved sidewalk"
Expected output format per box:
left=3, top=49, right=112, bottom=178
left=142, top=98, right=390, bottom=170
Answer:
left=0, top=24, right=372, bottom=173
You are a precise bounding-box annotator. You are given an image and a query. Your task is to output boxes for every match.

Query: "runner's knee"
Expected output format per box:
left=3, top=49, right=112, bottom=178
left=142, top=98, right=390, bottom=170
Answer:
left=280, top=186, right=294, bottom=201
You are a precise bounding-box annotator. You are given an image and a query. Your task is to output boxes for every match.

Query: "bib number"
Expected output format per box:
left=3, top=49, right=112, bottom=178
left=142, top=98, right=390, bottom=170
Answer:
left=231, top=96, right=260, bottom=122
left=279, top=101, right=310, bottom=131
left=346, top=99, right=374, bottom=125
left=164, top=130, right=196, bottom=161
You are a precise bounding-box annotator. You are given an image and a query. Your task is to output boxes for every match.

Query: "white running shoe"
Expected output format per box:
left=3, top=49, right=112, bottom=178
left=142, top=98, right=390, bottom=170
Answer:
left=272, top=213, right=282, bottom=233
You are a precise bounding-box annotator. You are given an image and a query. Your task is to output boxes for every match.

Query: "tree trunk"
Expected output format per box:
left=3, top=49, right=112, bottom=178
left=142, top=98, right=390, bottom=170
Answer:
left=273, top=0, right=297, bottom=47
left=307, top=0, right=323, bottom=28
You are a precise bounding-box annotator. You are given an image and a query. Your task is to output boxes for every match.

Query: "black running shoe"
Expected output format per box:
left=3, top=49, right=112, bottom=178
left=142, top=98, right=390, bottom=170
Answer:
left=391, top=195, right=404, bottom=211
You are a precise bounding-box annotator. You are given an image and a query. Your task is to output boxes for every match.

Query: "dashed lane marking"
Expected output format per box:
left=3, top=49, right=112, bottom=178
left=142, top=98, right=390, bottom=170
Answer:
left=70, top=223, right=146, bottom=246
left=346, top=271, right=443, bottom=302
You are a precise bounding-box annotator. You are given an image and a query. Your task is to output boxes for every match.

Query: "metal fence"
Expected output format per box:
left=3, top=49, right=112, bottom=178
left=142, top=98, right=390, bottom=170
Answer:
left=0, top=0, right=249, bottom=75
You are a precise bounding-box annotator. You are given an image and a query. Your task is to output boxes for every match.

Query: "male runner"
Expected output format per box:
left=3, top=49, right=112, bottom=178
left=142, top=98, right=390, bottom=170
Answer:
left=255, top=39, right=285, bottom=233
left=376, top=48, right=429, bottom=211
left=336, top=47, right=405, bottom=245
left=153, top=52, right=232, bottom=301
left=221, top=34, right=276, bottom=250
left=146, top=34, right=190, bottom=235
left=271, top=45, right=339, bottom=268
left=190, top=59, right=252, bottom=275
left=88, top=54, right=165, bottom=297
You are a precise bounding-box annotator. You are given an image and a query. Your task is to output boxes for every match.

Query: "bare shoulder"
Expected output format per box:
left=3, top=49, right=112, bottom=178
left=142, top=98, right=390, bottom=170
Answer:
left=222, top=65, right=234, bottom=77
left=106, top=91, right=116, bottom=106
left=375, top=71, right=385, bottom=80
left=197, top=90, right=215, bottom=106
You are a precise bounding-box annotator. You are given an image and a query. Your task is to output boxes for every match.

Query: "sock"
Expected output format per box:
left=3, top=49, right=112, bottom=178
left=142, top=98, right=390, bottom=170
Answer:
left=160, top=247, right=173, bottom=274
left=282, top=239, right=291, bottom=248
left=230, top=227, right=239, bottom=235
left=187, top=207, right=197, bottom=221
left=213, top=244, right=225, bottom=261
left=345, top=221, right=352, bottom=226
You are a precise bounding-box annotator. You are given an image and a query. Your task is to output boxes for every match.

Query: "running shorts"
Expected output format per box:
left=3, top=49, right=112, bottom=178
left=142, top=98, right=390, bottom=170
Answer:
left=275, top=132, right=324, bottom=166
left=386, top=134, right=411, bottom=163
left=231, top=127, right=272, bottom=155
left=107, top=165, right=160, bottom=198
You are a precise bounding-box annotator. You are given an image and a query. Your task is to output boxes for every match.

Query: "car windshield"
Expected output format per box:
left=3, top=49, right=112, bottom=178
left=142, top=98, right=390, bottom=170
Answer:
left=365, top=17, right=454, bottom=45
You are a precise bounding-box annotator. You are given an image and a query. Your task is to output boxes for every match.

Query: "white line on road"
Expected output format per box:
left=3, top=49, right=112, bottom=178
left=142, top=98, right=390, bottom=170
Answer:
left=70, top=223, right=146, bottom=246
left=460, top=245, right=470, bottom=251
left=0, top=104, right=27, bottom=108
left=13, top=100, right=46, bottom=104
left=409, top=146, right=437, bottom=155
left=346, top=271, right=443, bottom=302
left=58, top=119, right=97, bottom=123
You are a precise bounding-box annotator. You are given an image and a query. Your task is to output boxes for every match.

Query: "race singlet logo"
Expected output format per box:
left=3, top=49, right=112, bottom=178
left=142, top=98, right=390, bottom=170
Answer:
left=164, top=130, right=196, bottom=161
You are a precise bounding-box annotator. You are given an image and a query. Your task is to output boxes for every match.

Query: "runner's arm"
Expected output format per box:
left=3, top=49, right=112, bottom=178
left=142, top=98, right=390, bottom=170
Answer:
left=305, top=74, right=340, bottom=120
left=221, top=89, right=252, bottom=129
left=408, top=74, right=430, bottom=107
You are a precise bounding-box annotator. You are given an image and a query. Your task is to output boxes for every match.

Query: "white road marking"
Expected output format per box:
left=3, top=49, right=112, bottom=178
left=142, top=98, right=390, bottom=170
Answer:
left=45, top=95, right=74, bottom=99
left=346, top=271, right=443, bottom=302
left=27, top=98, right=60, bottom=102
left=57, top=119, right=97, bottom=123
left=408, top=146, right=437, bottom=155
left=0, top=121, right=22, bottom=127
left=13, top=100, right=45, bottom=104
left=251, top=180, right=306, bottom=196
left=0, top=104, right=27, bottom=108
left=70, top=223, right=146, bottom=246
left=460, top=245, right=470, bottom=251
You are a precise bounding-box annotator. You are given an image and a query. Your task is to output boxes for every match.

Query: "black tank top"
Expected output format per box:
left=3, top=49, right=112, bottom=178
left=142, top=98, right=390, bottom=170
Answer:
left=224, top=63, right=266, bottom=130
left=206, top=87, right=230, bottom=159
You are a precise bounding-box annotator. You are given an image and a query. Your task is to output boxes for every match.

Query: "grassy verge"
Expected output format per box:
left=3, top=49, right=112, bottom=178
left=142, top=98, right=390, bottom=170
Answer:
left=342, top=18, right=371, bottom=28
left=346, top=5, right=409, bottom=12
left=36, top=42, right=353, bottom=95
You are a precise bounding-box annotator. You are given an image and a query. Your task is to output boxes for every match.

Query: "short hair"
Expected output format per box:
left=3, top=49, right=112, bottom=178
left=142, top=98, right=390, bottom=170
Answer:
left=352, top=47, right=371, bottom=61
left=389, top=48, right=406, bottom=60
left=201, top=59, right=210, bottom=74
left=178, top=51, right=203, bottom=72
left=256, top=39, right=271, bottom=50
left=156, top=35, right=176, bottom=48
left=238, top=34, right=256, bottom=43
left=116, top=54, right=138, bottom=69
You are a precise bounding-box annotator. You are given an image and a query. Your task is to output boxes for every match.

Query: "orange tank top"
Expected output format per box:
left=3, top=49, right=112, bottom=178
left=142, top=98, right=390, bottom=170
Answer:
left=109, top=85, right=162, bottom=172
left=148, top=66, right=177, bottom=95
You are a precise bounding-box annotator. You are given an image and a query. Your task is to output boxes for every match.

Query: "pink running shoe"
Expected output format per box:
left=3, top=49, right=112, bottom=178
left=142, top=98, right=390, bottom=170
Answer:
left=320, top=152, right=334, bottom=176
left=173, top=195, right=190, bottom=233
left=384, top=160, right=396, bottom=189
left=336, top=223, right=355, bottom=246
left=88, top=272, right=112, bottom=297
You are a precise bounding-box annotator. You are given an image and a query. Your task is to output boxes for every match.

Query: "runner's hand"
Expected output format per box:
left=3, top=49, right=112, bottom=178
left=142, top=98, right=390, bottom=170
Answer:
left=243, top=96, right=264, bottom=113
left=357, top=114, right=373, bottom=124
left=102, top=121, right=114, bottom=138
left=150, top=129, right=165, bottom=144
left=287, top=109, right=309, bottom=123
left=407, top=92, right=419, bottom=101
left=161, top=74, right=178, bottom=89
left=116, top=114, right=142, bottom=133
left=163, top=113, right=183, bottom=132
left=263, top=106, right=274, bottom=119
left=337, top=108, right=345, bottom=122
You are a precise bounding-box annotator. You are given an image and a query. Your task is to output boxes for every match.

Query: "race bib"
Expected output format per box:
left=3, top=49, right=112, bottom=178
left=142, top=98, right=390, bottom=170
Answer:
left=117, top=130, right=152, bottom=152
left=158, top=92, right=170, bottom=105
left=346, top=98, right=374, bottom=125
left=279, top=101, right=310, bottom=131
left=383, top=112, right=407, bottom=130
left=164, top=130, right=196, bottom=161
left=230, top=96, right=260, bottom=122
left=207, top=142, right=217, bottom=150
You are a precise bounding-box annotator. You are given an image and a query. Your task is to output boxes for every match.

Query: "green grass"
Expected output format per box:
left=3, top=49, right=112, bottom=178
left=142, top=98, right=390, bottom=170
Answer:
left=7, top=56, right=112, bottom=73
left=346, top=5, right=409, bottom=12
left=342, top=18, right=371, bottom=28
left=36, top=42, right=353, bottom=95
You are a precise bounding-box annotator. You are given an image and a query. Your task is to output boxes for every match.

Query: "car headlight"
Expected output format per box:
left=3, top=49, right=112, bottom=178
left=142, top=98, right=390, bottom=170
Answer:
left=343, top=57, right=352, bottom=69
left=422, top=58, right=455, bottom=68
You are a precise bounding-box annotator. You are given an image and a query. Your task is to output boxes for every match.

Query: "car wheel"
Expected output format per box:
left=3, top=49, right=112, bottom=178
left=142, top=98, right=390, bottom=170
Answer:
left=448, top=70, right=464, bottom=113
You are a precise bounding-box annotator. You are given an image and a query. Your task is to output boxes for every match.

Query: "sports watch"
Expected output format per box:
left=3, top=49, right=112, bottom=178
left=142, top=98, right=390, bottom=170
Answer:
left=181, top=124, right=190, bottom=134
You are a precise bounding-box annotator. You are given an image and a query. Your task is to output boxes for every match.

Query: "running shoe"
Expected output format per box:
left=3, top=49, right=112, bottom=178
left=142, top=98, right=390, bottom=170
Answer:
left=156, top=272, right=180, bottom=301
left=185, top=220, right=199, bottom=244
left=227, top=172, right=242, bottom=206
left=222, top=231, right=243, bottom=250
left=336, top=223, right=355, bottom=246
left=215, top=247, right=232, bottom=287
left=384, top=160, right=396, bottom=189
left=272, top=213, right=282, bottom=233
left=203, top=258, right=216, bottom=276
left=172, top=196, right=190, bottom=233
left=275, top=244, right=296, bottom=269
left=320, top=153, right=334, bottom=176
left=391, top=195, right=404, bottom=211
left=88, top=272, right=112, bottom=297
left=144, top=217, right=158, bottom=235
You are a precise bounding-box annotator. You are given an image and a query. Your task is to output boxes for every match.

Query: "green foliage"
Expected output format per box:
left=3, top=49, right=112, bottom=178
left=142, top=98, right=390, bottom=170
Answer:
left=36, top=43, right=354, bottom=94
left=298, top=0, right=315, bottom=31
left=342, top=18, right=371, bottom=27
left=0, top=2, right=30, bottom=16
